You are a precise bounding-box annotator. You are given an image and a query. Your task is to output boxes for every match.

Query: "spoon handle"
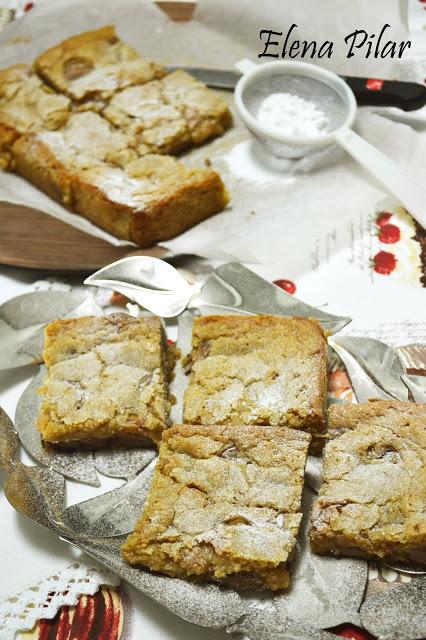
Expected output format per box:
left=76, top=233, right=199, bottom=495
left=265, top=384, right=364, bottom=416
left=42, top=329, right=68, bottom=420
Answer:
left=335, top=128, right=426, bottom=230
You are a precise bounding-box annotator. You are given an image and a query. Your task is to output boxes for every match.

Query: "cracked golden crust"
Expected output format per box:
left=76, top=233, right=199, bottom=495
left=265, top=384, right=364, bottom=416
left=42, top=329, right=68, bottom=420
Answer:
left=36, top=111, right=137, bottom=170
left=11, top=110, right=137, bottom=205
left=12, top=133, right=74, bottom=206
left=183, top=315, right=327, bottom=450
left=0, top=64, right=70, bottom=130
left=33, top=26, right=165, bottom=101
left=122, top=423, right=310, bottom=590
left=103, top=70, right=232, bottom=155
left=310, top=401, right=426, bottom=564
left=11, top=132, right=229, bottom=244
left=70, top=159, right=229, bottom=247
left=0, top=121, right=20, bottom=171
left=161, top=70, right=233, bottom=145
left=37, top=314, right=171, bottom=447
left=0, top=64, right=70, bottom=170
left=326, top=399, right=426, bottom=440
left=0, top=29, right=230, bottom=245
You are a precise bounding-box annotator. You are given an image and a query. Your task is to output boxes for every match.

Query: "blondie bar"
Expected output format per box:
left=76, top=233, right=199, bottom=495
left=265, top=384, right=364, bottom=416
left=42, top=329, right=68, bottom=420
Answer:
left=310, top=401, right=426, bottom=564
left=122, top=423, right=311, bottom=590
left=71, top=155, right=228, bottom=246
left=37, top=314, right=171, bottom=447
left=183, top=315, right=328, bottom=449
left=0, top=64, right=70, bottom=170
left=12, top=111, right=136, bottom=205
left=34, top=26, right=165, bottom=102
left=12, top=133, right=229, bottom=244
left=103, top=70, right=232, bottom=155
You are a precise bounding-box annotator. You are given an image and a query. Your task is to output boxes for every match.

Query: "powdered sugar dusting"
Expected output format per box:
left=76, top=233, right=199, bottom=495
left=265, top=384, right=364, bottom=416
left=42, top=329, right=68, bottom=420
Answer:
left=257, top=93, right=329, bottom=138
left=221, top=138, right=343, bottom=182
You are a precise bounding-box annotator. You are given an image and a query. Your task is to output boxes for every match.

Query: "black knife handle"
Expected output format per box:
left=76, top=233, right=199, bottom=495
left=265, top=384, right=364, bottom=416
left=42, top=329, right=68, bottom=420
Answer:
left=167, top=66, right=426, bottom=111
left=342, top=76, right=426, bottom=111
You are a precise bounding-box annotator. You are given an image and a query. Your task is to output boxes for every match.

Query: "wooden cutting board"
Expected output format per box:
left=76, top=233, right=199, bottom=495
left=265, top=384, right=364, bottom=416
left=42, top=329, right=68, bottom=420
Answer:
left=0, top=202, right=168, bottom=272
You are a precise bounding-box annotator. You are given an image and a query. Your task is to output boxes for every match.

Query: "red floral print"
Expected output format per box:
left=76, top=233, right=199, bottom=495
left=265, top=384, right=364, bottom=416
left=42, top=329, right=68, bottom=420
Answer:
left=378, top=223, right=400, bottom=244
left=373, top=250, right=397, bottom=275
left=34, top=587, right=124, bottom=640
left=328, top=370, right=351, bottom=393
left=376, top=211, right=392, bottom=227
left=273, top=278, right=296, bottom=294
left=332, top=623, right=376, bottom=639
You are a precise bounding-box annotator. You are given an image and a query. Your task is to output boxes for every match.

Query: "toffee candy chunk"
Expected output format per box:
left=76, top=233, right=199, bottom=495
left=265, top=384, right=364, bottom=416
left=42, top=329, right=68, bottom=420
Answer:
left=310, top=401, right=426, bottom=565
left=37, top=314, right=171, bottom=447
left=122, top=423, right=311, bottom=590
left=183, top=315, right=328, bottom=451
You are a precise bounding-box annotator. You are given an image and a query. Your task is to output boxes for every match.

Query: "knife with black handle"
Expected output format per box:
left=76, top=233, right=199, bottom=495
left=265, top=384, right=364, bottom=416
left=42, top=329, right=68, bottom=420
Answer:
left=341, top=76, right=426, bottom=111
left=168, top=66, right=426, bottom=111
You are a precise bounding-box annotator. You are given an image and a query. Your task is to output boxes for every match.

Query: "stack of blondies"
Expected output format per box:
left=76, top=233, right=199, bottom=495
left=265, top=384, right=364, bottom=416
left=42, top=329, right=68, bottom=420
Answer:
left=0, top=27, right=231, bottom=246
left=37, top=311, right=426, bottom=590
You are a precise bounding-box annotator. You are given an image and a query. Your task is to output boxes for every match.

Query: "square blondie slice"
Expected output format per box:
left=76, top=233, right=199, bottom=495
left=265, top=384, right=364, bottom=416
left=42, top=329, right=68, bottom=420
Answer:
left=160, top=70, right=233, bottom=146
left=183, top=315, right=328, bottom=450
left=37, top=314, right=171, bottom=448
left=0, top=64, right=70, bottom=170
left=11, top=111, right=136, bottom=206
left=69, top=156, right=229, bottom=247
left=33, top=26, right=165, bottom=103
left=122, top=423, right=311, bottom=590
left=103, top=70, right=232, bottom=156
left=102, top=79, right=192, bottom=156
left=310, top=401, right=426, bottom=564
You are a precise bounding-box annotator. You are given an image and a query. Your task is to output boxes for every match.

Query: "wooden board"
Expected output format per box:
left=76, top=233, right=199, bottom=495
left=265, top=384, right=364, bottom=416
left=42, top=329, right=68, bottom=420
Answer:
left=0, top=202, right=167, bottom=272
left=156, top=1, right=196, bottom=21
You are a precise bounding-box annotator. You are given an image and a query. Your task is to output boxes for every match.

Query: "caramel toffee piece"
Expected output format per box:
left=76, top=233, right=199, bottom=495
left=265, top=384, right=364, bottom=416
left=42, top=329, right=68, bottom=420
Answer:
left=183, top=315, right=327, bottom=450
left=310, top=401, right=426, bottom=564
left=122, top=423, right=311, bottom=590
left=37, top=314, right=171, bottom=447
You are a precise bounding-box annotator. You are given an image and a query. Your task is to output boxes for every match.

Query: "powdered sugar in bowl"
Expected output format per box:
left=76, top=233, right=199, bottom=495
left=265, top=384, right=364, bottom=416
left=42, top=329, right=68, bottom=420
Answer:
left=234, top=59, right=356, bottom=159
left=234, top=59, right=426, bottom=232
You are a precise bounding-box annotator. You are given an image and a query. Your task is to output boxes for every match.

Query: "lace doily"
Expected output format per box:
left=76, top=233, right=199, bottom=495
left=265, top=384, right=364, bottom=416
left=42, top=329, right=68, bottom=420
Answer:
left=0, top=562, right=121, bottom=639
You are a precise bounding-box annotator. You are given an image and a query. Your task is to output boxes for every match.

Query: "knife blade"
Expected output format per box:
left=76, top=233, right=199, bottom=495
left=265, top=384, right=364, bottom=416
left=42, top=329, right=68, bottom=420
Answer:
left=167, top=66, right=426, bottom=111
left=167, top=65, right=241, bottom=89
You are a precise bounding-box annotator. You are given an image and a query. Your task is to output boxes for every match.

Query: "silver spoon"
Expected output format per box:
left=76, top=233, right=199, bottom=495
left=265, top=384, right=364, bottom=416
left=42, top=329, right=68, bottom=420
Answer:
left=401, top=374, right=426, bottom=403
left=85, top=255, right=199, bottom=317
left=85, top=257, right=351, bottom=334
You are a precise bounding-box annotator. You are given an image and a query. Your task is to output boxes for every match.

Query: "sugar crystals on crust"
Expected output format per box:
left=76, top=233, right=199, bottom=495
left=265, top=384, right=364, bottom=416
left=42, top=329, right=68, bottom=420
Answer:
left=122, top=423, right=311, bottom=590
left=37, top=313, right=171, bottom=448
